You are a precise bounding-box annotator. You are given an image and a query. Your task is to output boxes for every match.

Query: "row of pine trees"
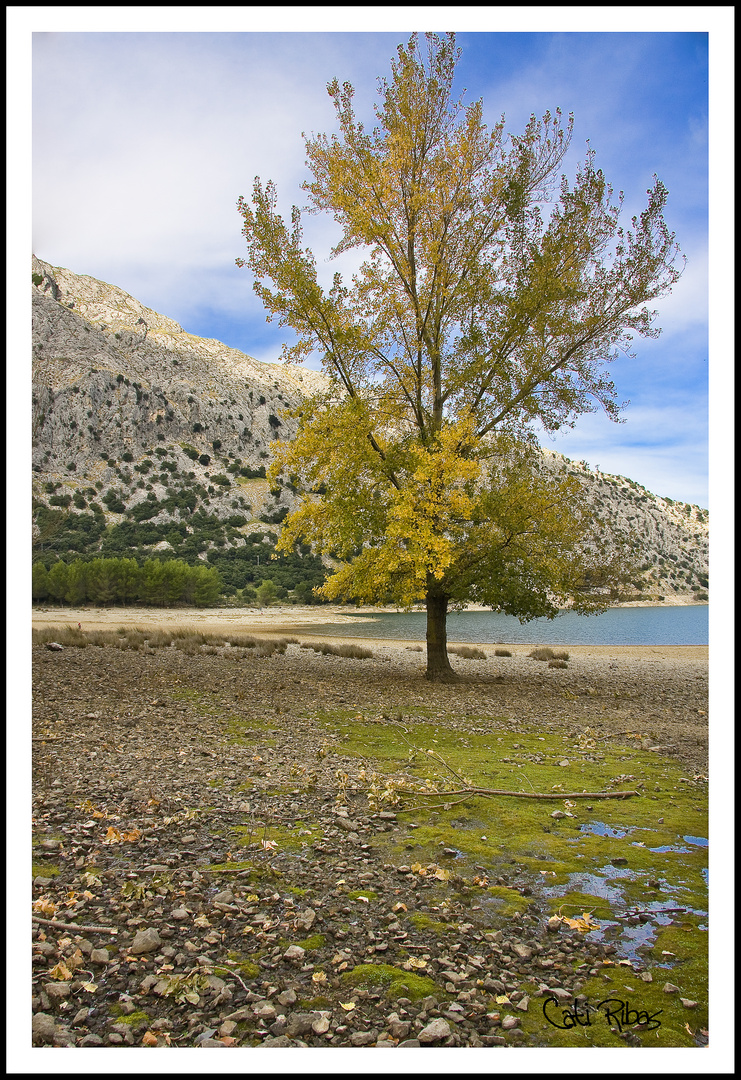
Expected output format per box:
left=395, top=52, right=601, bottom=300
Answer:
left=32, top=557, right=222, bottom=608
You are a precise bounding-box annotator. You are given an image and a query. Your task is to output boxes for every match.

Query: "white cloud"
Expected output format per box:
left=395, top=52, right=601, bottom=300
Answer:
left=542, top=405, right=708, bottom=506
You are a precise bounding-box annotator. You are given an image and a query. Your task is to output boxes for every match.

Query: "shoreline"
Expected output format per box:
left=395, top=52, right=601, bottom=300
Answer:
left=31, top=604, right=708, bottom=661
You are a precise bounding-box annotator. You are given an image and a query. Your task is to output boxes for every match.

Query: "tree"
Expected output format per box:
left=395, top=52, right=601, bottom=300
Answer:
left=255, top=578, right=279, bottom=608
left=236, top=33, right=682, bottom=680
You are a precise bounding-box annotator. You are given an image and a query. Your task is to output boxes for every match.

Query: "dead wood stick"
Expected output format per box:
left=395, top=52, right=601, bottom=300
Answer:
left=395, top=787, right=640, bottom=802
left=32, top=915, right=118, bottom=934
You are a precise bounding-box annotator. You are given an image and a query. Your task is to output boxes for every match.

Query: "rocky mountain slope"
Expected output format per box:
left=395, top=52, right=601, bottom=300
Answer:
left=31, top=257, right=708, bottom=604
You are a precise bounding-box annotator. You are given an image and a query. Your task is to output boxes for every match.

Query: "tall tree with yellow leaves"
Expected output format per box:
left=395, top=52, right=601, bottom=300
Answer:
left=237, top=33, right=682, bottom=680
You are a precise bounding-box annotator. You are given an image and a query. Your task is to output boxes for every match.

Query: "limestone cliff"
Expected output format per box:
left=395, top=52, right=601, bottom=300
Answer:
left=31, top=257, right=708, bottom=603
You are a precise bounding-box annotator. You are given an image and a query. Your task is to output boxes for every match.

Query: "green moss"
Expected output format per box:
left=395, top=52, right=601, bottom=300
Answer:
left=220, top=957, right=261, bottom=979
left=299, top=995, right=333, bottom=1010
left=408, top=912, right=451, bottom=936
left=485, top=885, right=534, bottom=915
left=341, top=963, right=440, bottom=1001
left=32, top=862, right=60, bottom=878
left=518, top=914, right=708, bottom=1048
left=296, top=934, right=326, bottom=951
left=116, top=1010, right=151, bottom=1027
left=347, top=889, right=378, bottom=902
left=206, top=859, right=252, bottom=873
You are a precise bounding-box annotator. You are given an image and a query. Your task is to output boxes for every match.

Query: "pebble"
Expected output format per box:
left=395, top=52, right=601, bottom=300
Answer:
left=32, top=1013, right=57, bottom=1044
left=418, top=1018, right=452, bottom=1043
left=29, top=637, right=708, bottom=1049
left=131, top=927, right=162, bottom=954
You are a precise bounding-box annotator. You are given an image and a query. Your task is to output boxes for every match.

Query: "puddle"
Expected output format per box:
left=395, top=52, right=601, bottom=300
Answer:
left=683, top=835, right=708, bottom=847
left=532, top=862, right=708, bottom=963
left=648, top=844, right=691, bottom=853
left=577, top=821, right=635, bottom=839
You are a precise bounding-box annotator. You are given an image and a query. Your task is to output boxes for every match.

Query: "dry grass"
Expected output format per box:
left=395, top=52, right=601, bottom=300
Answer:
left=447, top=644, right=487, bottom=660
left=528, top=646, right=570, bottom=662
left=32, top=625, right=297, bottom=658
left=300, top=641, right=374, bottom=659
left=494, top=648, right=512, bottom=657
left=547, top=659, right=569, bottom=669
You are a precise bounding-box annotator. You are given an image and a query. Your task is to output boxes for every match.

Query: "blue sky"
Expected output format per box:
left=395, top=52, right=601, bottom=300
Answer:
left=16, top=11, right=732, bottom=508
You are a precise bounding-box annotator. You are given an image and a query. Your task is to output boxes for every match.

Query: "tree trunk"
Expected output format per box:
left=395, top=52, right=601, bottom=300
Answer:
left=425, top=589, right=458, bottom=682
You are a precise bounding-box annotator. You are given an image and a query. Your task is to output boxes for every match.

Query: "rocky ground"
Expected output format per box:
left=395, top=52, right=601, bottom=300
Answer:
left=30, top=634, right=708, bottom=1049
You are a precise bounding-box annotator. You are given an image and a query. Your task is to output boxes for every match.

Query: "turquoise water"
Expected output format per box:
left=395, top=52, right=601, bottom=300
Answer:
left=305, top=604, right=708, bottom=646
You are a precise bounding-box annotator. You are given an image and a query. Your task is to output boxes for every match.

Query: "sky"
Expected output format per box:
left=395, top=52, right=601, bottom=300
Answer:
left=12, top=10, right=733, bottom=512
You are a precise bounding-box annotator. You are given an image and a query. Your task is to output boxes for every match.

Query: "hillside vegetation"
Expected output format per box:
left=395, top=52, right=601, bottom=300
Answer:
left=31, top=257, right=708, bottom=607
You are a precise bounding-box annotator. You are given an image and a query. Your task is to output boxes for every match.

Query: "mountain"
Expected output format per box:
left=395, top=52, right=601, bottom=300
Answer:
left=31, top=257, right=708, bottom=604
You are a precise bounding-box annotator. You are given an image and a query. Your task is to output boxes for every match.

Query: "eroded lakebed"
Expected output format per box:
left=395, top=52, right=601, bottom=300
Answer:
left=31, top=623, right=708, bottom=1049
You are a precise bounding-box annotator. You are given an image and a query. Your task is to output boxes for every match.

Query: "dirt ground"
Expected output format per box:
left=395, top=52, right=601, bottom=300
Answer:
left=28, top=608, right=709, bottom=1051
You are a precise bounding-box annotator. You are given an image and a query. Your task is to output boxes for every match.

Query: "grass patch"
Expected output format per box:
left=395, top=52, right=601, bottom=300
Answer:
left=296, top=934, right=326, bottom=951
left=529, top=646, right=570, bottom=661
left=32, top=862, right=60, bottom=878
left=447, top=644, right=487, bottom=659
left=341, top=963, right=441, bottom=1001
left=300, top=641, right=374, bottom=659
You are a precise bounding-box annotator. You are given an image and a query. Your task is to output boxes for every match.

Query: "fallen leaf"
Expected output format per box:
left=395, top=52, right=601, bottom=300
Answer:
left=48, top=959, right=74, bottom=981
left=142, top=1031, right=159, bottom=1047
left=32, top=897, right=57, bottom=917
left=340, top=1002, right=356, bottom=1011
left=312, top=971, right=328, bottom=984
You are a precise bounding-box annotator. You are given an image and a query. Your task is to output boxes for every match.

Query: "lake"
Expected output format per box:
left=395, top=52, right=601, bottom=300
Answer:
left=306, top=604, right=708, bottom=646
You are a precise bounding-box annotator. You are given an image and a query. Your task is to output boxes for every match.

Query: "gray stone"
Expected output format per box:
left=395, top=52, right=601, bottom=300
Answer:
left=283, top=944, right=306, bottom=962
left=212, top=889, right=235, bottom=905
left=663, top=982, right=681, bottom=994
left=418, top=1018, right=452, bottom=1043
left=32, top=1013, right=57, bottom=1044
left=513, top=943, right=533, bottom=960
left=89, top=948, right=109, bottom=964
left=108, top=1023, right=135, bottom=1045
left=277, top=988, right=297, bottom=1006
left=286, top=1012, right=320, bottom=1037
left=253, top=1002, right=277, bottom=1023
left=387, top=1013, right=411, bottom=1040
left=131, top=927, right=162, bottom=954
left=350, top=1030, right=377, bottom=1046
left=79, top=1033, right=104, bottom=1046
left=295, top=907, right=316, bottom=931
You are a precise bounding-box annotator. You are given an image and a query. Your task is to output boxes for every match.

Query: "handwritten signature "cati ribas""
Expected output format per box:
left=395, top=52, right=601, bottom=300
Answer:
left=543, top=996, right=663, bottom=1032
